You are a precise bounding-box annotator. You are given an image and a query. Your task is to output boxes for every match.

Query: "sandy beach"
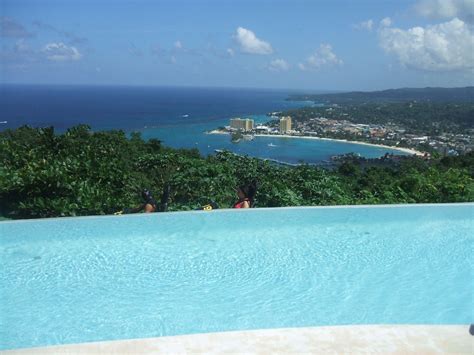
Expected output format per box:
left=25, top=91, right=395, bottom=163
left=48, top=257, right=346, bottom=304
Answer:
left=206, top=130, right=425, bottom=156
left=207, top=130, right=229, bottom=135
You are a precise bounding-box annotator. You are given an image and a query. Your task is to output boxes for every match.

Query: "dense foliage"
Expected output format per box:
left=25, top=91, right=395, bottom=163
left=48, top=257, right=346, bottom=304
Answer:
left=1, top=125, right=473, bottom=219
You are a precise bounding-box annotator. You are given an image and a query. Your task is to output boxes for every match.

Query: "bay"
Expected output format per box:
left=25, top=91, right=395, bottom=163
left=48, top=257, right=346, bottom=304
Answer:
left=0, top=84, right=409, bottom=164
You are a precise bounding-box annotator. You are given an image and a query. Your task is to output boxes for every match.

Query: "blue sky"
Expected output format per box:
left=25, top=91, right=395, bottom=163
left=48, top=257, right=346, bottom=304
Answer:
left=1, top=0, right=473, bottom=90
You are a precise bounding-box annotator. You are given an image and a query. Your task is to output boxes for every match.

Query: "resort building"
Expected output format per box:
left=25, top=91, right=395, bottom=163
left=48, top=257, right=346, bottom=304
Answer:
left=230, top=118, right=254, bottom=131
left=280, top=116, right=292, bottom=133
left=255, top=125, right=271, bottom=133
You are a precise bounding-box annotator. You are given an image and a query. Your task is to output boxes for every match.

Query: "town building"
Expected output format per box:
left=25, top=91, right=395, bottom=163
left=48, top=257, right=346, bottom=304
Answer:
left=255, top=125, right=271, bottom=133
left=230, top=118, right=254, bottom=131
left=279, top=116, right=292, bottom=133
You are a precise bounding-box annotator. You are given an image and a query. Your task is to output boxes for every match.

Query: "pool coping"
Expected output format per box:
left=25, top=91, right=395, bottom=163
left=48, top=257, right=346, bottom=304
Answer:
left=1, top=202, right=473, bottom=224
left=3, top=325, right=473, bottom=354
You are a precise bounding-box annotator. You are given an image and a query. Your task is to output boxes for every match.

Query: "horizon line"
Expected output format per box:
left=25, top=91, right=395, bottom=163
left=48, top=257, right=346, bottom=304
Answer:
left=2, top=82, right=472, bottom=93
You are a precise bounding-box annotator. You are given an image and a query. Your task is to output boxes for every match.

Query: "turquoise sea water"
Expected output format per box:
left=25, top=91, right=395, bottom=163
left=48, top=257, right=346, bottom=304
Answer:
left=0, top=85, right=409, bottom=164
left=1, top=204, right=472, bottom=350
left=139, top=115, right=410, bottom=165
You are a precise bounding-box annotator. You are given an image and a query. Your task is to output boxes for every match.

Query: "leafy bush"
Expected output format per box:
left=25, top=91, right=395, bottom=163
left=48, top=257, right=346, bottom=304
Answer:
left=0, top=125, right=472, bottom=219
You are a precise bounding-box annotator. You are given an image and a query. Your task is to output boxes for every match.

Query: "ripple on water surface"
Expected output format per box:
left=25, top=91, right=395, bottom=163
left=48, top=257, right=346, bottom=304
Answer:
left=0, top=205, right=472, bottom=350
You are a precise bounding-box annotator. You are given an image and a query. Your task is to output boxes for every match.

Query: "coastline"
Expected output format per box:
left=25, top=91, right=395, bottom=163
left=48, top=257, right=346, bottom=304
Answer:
left=206, top=130, right=425, bottom=156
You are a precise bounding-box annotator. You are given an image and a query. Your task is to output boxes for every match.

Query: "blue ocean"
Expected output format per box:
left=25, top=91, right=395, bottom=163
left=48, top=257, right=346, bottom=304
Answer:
left=0, top=84, right=408, bottom=164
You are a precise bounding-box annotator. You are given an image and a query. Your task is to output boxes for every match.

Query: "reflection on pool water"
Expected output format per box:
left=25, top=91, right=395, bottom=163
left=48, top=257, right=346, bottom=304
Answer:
left=0, top=204, right=472, bottom=350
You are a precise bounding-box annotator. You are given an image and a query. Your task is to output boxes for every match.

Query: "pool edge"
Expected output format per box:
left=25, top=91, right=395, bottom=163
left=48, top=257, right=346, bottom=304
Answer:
left=1, top=202, right=473, bottom=225
left=3, top=325, right=472, bottom=354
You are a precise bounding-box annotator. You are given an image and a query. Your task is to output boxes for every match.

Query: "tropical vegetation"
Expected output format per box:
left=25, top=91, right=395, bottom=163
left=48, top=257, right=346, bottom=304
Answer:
left=0, top=125, right=472, bottom=219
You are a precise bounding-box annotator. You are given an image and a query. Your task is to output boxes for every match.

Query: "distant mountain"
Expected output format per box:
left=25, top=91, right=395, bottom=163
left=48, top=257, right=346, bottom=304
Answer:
left=289, top=87, right=474, bottom=104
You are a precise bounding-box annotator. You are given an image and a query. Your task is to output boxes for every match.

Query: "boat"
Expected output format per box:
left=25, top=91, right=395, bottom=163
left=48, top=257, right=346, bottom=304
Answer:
left=243, top=134, right=254, bottom=141
left=182, top=114, right=189, bottom=118
left=268, top=143, right=277, bottom=147
left=0, top=121, right=7, bottom=124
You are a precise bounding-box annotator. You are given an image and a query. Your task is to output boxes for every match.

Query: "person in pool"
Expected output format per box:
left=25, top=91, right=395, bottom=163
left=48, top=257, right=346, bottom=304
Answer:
left=129, top=189, right=158, bottom=213
left=115, top=187, right=168, bottom=214
left=233, top=181, right=257, bottom=208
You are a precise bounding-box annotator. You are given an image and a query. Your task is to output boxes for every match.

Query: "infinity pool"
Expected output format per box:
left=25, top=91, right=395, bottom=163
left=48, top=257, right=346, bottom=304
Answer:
left=1, top=204, right=472, bottom=350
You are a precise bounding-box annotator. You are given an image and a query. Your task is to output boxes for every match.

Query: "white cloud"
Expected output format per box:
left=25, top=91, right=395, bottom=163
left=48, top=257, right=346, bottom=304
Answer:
left=226, top=48, right=234, bottom=57
left=380, top=17, right=392, bottom=27
left=174, top=40, right=183, bottom=49
left=355, top=19, right=374, bottom=31
left=234, top=27, right=273, bottom=55
left=378, top=18, right=474, bottom=71
left=415, top=0, right=474, bottom=23
left=299, top=44, right=343, bottom=70
left=268, top=58, right=290, bottom=72
left=41, top=42, right=81, bottom=61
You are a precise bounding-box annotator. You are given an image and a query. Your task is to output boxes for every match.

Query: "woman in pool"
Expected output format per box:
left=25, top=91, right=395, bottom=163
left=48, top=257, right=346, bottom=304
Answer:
left=115, top=188, right=160, bottom=214
left=130, top=189, right=158, bottom=213
left=233, top=181, right=257, bottom=208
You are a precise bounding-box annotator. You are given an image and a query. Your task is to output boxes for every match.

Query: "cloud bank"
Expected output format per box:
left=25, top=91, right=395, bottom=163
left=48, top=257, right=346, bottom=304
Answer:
left=268, top=58, right=290, bottom=72
left=380, top=17, right=392, bottom=27
left=355, top=19, right=374, bottom=31
left=234, top=27, right=273, bottom=55
left=379, top=17, right=474, bottom=71
left=415, top=0, right=474, bottom=23
left=42, top=42, right=82, bottom=61
left=299, top=44, right=343, bottom=70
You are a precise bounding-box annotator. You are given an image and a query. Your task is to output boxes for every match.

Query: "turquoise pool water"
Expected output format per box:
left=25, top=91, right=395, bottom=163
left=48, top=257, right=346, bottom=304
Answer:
left=0, top=204, right=472, bottom=350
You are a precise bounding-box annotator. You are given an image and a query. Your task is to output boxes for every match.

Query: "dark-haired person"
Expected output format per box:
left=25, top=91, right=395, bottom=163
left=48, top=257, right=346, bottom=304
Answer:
left=130, top=189, right=158, bottom=213
left=115, top=189, right=159, bottom=215
left=233, top=181, right=257, bottom=208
